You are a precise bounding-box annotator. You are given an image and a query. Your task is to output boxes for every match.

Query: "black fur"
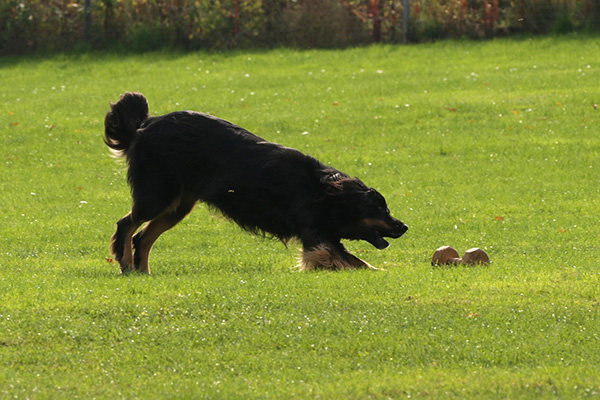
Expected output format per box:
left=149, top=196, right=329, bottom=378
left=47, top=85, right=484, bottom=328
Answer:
left=105, top=92, right=407, bottom=273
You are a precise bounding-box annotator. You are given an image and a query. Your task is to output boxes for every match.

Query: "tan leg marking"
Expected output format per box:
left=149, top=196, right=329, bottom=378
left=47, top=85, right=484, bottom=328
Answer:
left=298, top=244, right=378, bottom=271
left=134, top=217, right=180, bottom=274
left=120, top=222, right=142, bottom=273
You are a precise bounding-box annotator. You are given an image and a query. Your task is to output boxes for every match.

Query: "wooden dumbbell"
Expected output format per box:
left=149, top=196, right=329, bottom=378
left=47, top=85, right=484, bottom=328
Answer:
left=431, top=246, right=490, bottom=266
left=431, top=245, right=461, bottom=265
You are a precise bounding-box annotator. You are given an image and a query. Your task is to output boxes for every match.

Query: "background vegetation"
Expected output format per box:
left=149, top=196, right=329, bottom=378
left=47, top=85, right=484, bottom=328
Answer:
left=1, top=0, right=600, bottom=54
left=1, top=36, right=599, bottom=398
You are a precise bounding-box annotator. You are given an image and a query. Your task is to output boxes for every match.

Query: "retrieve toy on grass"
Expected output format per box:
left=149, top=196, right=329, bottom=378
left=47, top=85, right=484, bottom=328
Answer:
left=104, top=92, right=408, bottom=274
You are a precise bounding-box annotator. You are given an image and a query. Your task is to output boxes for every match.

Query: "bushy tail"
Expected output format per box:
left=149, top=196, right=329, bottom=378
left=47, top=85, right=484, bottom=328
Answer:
left=104, top=92, right=150, bottom=157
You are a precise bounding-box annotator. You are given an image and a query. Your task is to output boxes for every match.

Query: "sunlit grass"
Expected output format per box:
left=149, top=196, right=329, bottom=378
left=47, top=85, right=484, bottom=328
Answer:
left=1, top=36, right=599, bottom=398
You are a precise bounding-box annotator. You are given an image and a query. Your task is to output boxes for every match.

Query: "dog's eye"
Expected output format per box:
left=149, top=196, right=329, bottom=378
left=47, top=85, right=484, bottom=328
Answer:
left=373, top=198, right=386, bottom=211
left=377, top=200, right=390, bottom=214
left=367, top=189, right=389, bottom=213
left=372, top=200, right=386, bottom=213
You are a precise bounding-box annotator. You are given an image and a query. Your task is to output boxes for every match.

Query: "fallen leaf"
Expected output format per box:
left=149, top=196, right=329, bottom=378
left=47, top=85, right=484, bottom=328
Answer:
left=495, top=216, right=504, bottom=221
left=10, top=122, right=20, bottom=126
left=333, top=101, right=339, bottom=106
left=105, top=257, right=114, bottom=263
left=512, top=110, right=519, bottom=114
left=558, top=229, right=567, bottom=233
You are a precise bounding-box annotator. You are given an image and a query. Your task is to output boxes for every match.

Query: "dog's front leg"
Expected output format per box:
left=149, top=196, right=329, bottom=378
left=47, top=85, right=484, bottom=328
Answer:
left=298, top=241, right=379, bottom=271
left=337, top=245, right=379, bottom=270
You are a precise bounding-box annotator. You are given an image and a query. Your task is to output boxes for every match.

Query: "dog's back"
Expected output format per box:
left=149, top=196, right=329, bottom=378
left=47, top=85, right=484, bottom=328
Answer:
left=107, top=94, right=335, bottom=243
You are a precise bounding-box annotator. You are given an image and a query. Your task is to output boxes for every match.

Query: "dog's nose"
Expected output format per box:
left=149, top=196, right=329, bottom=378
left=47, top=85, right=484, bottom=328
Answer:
left=391, top=221, right=408, bottom=238
left=398, top=221, right=408, bottom=233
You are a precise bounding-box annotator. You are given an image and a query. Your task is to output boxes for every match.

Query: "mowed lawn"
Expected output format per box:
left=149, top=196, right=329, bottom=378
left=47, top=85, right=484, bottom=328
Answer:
left=1, top=36, right=599, bottom=399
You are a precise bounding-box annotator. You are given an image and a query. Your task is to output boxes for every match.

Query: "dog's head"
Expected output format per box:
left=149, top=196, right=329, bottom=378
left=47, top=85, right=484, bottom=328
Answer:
left=322, top=176, right=408, bottom=249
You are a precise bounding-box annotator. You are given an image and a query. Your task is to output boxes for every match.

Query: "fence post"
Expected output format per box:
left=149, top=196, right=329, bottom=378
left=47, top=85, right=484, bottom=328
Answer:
left=84, top=0, right=92, bottom=42
left=403, top=0, right=409, bottom=43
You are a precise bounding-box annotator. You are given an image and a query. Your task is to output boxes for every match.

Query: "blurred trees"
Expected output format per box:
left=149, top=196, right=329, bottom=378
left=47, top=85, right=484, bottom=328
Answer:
left=1, top=0, right=599, bottom=54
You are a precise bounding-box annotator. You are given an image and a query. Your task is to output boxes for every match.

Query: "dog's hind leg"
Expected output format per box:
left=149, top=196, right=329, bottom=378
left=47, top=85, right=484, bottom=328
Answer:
left=111, top=212, right=143, bottom=273
left=111, top=199, right=167, bottom=274
left=133, top=199, right=195, bottom=274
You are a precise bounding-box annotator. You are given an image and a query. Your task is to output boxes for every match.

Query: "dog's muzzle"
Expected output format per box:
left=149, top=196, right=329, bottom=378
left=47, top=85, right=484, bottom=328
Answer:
left=389, top=221, right=408, bottom=239
left=370, top=220, right=408, bottom=249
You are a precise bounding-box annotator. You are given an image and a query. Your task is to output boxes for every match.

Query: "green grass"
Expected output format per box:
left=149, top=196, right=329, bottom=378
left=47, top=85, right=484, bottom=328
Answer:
left=1, top=36, right=599, bottom=399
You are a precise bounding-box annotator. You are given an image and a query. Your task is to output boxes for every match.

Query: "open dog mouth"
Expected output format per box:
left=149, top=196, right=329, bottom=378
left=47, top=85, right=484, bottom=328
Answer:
left=370, top=234, right=391, bottom=250
left=368, top=224, right=408, bottom=250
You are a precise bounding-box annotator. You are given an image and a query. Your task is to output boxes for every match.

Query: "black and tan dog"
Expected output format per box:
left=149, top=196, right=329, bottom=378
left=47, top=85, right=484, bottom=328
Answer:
left=104, top=92, right=407, bottom=274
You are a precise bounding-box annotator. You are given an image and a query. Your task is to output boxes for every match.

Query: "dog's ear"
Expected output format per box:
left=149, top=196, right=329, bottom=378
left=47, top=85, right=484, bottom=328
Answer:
left=321, top=173, right=346, bottom=194
left=319, top=172, right=344, bottom=184
left=322, top=176, right=371, bottom=198
left=319, top=171, right=345, bottom=194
